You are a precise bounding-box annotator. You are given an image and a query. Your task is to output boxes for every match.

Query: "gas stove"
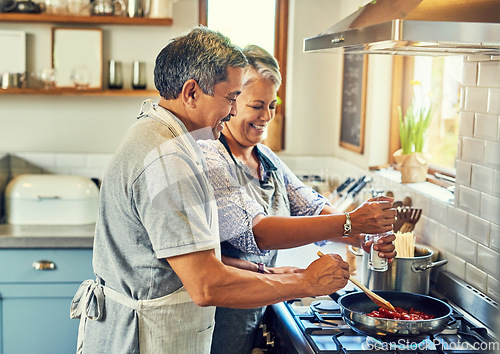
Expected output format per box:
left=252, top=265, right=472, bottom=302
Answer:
left=263, top=272, right=499, bottom=353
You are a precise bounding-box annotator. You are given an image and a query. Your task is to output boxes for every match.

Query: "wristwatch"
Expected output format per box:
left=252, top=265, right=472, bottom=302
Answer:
left=343, top=212, right=352, bottom=237
left=257, top=262, right=265, bottom=273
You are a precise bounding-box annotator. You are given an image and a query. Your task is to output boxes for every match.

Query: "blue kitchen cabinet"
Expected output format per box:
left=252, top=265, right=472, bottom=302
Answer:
left=0, top=249, right=94, bottom=354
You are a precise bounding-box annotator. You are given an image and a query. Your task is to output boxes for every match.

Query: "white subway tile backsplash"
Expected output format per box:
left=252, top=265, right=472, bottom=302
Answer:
left=458, top=112, right=474, bottom=137
left=464, top=87, right=489, bottom=113
left=419, top=217, right=439, bottom=246
left=444, top=252, right=466, bottom=279
left=484, top=141, right=500, bottom=169
left=477, top=244, right=500, bottom=278
left=458, top=185, right=481, bottom=215
left=56, top=153, right=87, bottom=168
left=490, top=223, right=500, bottom=252
left=456, top=234, right=477, bottom=264
left=455, top=160, right=471, bottom=186
left=474, top=113, right=499, bottom=140
left=414, top=214, right=424, bottom=235
left=87, top=154, right=113, bottom=169
left=471, top=164, right=494, bottom=194
left=9, top=152, right=113, bottom=179
left=412, top=192, right=431, bottom=212
left=447, top=206, right=468, bottom=235
left=487, top=276, right=500, bottom=301
left=468, top=214, right=490, bottom=245
left=461, top=137, right=484, bottom=164
left=488, top=88, right=500, bottom=115
left=465, top=263, right=488, bottom=293
left=498, top=116, right=500, bottom=141
left=462, top=62, right=477, bottom=86
left=429, top=200, right=448, bottom=225
left=480, top=193, right=500, bottom=225
left=477, top=61, right=500, bottom=88
left=435, top=225, right=456, bottom=254
left=16, top=152, right=56, bottom=171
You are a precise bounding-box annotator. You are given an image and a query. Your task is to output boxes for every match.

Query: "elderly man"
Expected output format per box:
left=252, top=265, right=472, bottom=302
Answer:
left=70, top=27, right=355, bottom=354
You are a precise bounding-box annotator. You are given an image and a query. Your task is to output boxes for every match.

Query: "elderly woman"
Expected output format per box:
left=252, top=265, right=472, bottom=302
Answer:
left=199, top=45, right=396, bottom=354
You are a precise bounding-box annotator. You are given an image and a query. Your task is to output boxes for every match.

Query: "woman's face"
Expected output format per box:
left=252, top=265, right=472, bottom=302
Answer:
left=224, top=70, right=278, bottom=148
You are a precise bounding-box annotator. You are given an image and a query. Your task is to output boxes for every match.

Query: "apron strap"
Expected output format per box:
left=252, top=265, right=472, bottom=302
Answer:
left=70, top=279, right=139, bottom=354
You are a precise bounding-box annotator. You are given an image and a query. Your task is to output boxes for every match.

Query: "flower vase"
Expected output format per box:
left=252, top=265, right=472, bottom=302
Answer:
left=393, top=149, right=430, bottom=183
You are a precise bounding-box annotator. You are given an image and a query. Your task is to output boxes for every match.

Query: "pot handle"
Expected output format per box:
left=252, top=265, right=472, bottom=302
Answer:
left=412, top=259, right=448, bottom=272
left=347, top=245, right=364, bottom=257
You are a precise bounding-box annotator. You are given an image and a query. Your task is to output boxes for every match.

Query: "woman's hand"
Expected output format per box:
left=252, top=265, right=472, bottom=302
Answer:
left=357, top=232, right=397, bottom=262
left=350, top=196, right=396, bottom=235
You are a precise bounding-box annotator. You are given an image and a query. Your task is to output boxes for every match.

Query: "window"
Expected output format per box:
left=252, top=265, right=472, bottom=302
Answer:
left=205, top=0, right=275, bottom=55
left=199, top=0, right=288, bottom=151
left=390, top=56, right=464, bottom=182
left=413, top=56, right=463, bottom=173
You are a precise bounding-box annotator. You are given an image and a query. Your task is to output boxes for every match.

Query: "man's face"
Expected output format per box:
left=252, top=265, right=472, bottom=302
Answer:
left=196, top=67, right=243, bottom=139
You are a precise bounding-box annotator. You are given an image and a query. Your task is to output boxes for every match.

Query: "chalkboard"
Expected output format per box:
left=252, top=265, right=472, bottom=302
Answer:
left=339, top=53, right=367, bottom=153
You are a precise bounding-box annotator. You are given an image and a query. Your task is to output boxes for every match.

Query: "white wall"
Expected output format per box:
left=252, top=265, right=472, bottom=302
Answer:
left=1, top=0, right=393, bottom=167
left=283, top=0, right=392, bottom=169
left=0, top=0, right=198, bottom=153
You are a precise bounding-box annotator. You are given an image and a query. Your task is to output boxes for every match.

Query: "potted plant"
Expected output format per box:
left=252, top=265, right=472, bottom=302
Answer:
left=393, top=80, right=432, bottom=183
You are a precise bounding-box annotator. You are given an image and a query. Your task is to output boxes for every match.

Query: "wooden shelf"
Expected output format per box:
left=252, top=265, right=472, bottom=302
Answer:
left=0, top=13, right=172, bottom=26
left=0, top=87, right=158, bottom=96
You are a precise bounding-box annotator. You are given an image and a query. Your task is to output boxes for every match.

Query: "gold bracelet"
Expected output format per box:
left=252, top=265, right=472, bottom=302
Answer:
left=343, top=212, right=352, bottom=237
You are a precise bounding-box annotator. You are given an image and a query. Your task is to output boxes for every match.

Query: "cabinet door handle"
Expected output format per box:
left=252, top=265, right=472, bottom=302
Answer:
left=32, top=260, right=56, bottom=270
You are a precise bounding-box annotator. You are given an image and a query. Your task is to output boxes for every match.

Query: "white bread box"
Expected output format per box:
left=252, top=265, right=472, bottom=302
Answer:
left=5, top=174, right=99, bottom=225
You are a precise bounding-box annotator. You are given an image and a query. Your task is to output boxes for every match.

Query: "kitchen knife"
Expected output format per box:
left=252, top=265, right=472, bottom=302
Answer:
left=336, top=176, right=372, bottom=212
left=328, top=177, right=354, bottom=203
left=332, top=176, right=365, bottom=209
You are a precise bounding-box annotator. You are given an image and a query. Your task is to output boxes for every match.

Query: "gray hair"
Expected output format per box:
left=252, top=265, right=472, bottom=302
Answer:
left=241, top=45, right=281, bottom=90
left=154, top=26, right=248, bottom=100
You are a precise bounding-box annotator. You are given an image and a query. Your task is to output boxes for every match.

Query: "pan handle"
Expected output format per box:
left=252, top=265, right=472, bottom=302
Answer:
left=412, top=259, right=448, bottom=272
left=328, top=289, right=350, bottom=303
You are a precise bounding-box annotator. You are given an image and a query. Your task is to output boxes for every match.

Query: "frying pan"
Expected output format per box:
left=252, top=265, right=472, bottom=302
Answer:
left=330, top=291, right=452, bottom=339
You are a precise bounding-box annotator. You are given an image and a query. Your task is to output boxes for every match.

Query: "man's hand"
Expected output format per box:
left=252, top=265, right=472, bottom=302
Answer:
left=303, top=253, right=350, bottom=295
left=266, top=266, right=303, bottom=274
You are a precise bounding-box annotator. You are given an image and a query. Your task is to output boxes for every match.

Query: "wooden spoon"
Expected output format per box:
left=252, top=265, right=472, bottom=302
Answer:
left=317, top=251, right=396, bottom=312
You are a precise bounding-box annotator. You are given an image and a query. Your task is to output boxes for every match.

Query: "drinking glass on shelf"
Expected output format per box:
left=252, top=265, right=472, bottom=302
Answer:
left=67, top=0, right=88, bottom=14
left=45, top=0, right=68, bottom=14
left=108, top=60, right=123, bottom=89
left=132, top=61, right=146, bottom=89
left=34, top=68, right=56, bottom=90
left=70, top=66, right=92, bottom=90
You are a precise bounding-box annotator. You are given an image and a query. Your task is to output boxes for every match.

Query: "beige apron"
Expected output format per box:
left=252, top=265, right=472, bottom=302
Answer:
left=71, top=100, right=220, bottom=353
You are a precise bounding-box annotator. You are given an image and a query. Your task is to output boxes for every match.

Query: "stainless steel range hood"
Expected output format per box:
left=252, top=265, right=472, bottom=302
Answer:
left=304, top=0, right=500, bottom=56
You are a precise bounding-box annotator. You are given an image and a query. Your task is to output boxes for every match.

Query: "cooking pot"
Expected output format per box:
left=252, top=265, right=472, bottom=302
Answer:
left=331, top=290, right=452, bottom=339
left=349, top=244, right=447, bottom=294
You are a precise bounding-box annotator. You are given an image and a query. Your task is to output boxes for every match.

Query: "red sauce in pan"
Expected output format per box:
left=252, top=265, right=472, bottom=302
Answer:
left=366, top=307, right=435, bottom=321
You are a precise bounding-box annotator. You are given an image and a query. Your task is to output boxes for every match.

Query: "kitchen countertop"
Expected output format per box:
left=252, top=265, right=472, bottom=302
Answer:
left=0, top=223, right=94, bottom=248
